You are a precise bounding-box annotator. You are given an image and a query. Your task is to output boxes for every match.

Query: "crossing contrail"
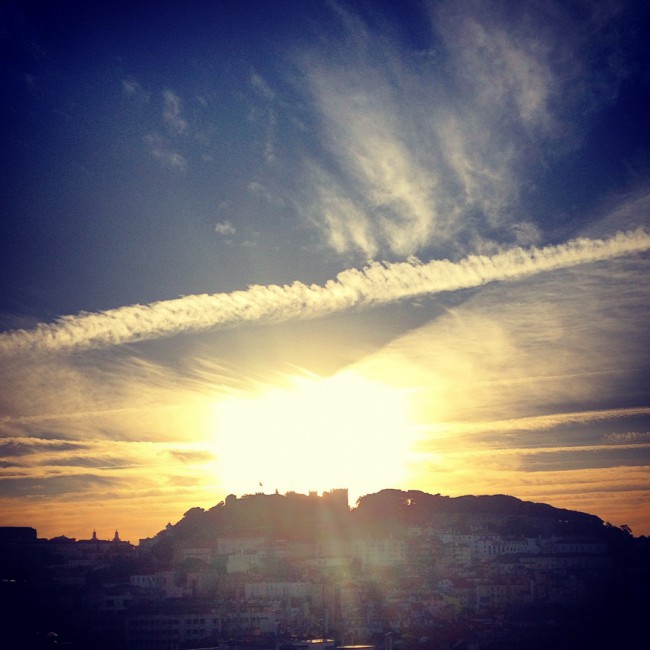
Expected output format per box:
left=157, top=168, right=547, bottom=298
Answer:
left=1, top=228, right=648, bottom=355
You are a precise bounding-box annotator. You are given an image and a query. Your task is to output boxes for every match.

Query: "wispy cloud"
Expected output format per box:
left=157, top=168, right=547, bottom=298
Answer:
left=302, top=58, right=439, bottom=257
left=0, top=228, right=648, bottom=356
left=121, top=78, right=140, bottom=96
left=419, top=407, right=650, bottom=438
left=137, top=88, right=196, bottom=170
left=121, top=77, right=148, bottom=100
left=0, top=438, right=87, bottom=458
left=162, top=89, right=188, bottom=135
left=297, top=0, right=635, bottom=258
left=0, top=435, right=214, bottom=469
left=214, top=220, right=236, bottom=237
left=304, top=164, right=381, bottom=257
left=143, top=133, right=188, bottom=172
left=250, top=72, right=275, bottom=101
left=435, top=1, right=561, bottom=133
left=249, top=72, right=277, bottom=164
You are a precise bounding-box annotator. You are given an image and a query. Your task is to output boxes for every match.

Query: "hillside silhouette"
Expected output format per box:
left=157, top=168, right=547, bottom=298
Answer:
left=161, top=488, right=606, bottom=545
left=2, top=489, right=649, bottom=650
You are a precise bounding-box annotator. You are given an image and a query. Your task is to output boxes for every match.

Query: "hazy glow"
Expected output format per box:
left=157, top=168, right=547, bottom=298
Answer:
left=212, top=372, right=415, bottom=501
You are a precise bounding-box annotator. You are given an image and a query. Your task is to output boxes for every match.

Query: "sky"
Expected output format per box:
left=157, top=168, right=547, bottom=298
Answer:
left=1, top=0, right=650, bottom=543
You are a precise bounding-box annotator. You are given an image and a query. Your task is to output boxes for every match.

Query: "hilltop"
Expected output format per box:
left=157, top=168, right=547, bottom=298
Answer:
left=154, top=488, right=610, bottom=546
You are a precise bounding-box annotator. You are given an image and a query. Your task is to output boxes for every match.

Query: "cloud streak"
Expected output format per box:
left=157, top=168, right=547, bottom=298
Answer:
left=143, top=132, right=188, bottom=172
left=296, top=0, right=638, bottom=259
left=420, top=407, right=650, bottom=438
left=162, top=89, right=188, bottom=135
left=0, top=229, right=648, bottom=356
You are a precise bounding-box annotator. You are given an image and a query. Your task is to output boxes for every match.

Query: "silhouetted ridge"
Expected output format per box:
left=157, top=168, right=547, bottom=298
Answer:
left=166, top=489, right=352, bottom=543
left=158, top=488, right=605, bottom=545
left=352, top=490, right=603, bottom=536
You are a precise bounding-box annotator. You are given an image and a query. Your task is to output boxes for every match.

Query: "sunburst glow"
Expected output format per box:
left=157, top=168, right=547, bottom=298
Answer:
left=212, top=371, right=416, bottom=500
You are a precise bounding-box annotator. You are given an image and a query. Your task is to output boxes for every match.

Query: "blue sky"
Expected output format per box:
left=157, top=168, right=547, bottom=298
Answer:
left=1, top=0, right=650, bottom=541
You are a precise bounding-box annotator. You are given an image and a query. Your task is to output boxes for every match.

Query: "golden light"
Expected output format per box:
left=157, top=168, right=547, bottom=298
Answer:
left=211, top=371, right=416, bottom=501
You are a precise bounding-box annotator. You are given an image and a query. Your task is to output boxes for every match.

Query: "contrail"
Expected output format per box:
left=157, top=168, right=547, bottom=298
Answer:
left=1, top=228, right=648, bottom=355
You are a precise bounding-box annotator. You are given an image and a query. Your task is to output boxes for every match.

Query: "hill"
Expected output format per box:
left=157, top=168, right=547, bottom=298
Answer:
left=156, top=488, right=609, bottom=546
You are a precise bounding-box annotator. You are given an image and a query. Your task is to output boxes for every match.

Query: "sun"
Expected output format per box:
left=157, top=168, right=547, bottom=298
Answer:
left=211, top=370, right=416, bottom=501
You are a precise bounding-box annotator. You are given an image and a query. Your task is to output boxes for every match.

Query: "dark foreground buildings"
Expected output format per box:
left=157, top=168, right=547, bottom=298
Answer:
left=1, top=489, right=648, bottom=649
